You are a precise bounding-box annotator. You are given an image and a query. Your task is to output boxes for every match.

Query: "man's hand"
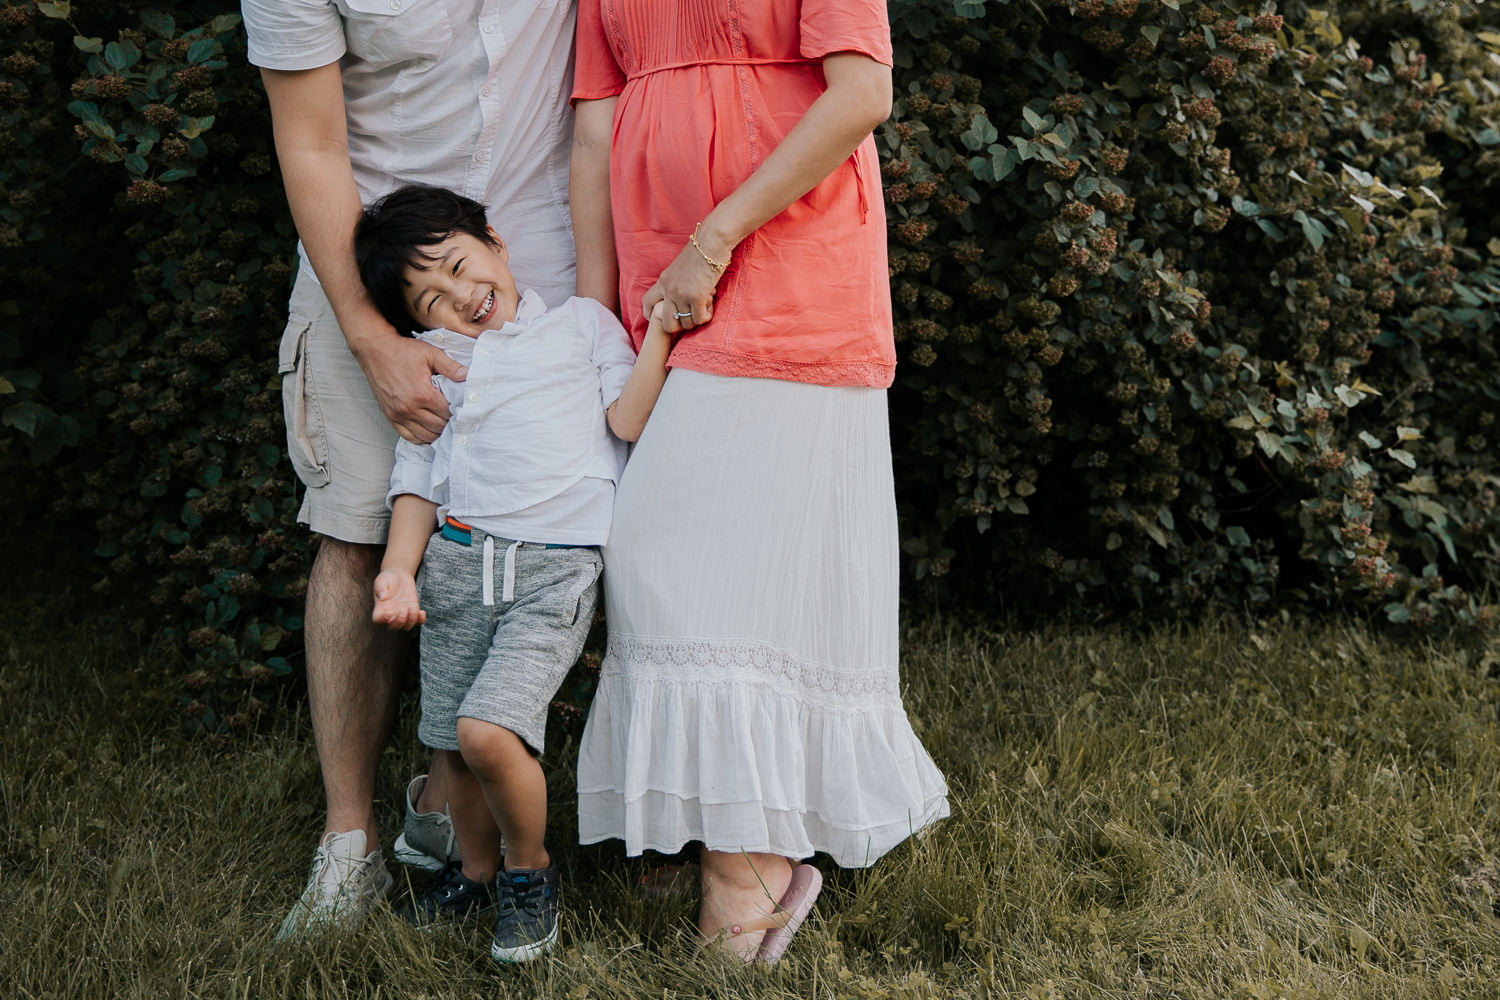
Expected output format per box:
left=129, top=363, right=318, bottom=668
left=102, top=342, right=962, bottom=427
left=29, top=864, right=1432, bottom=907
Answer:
left=355, top=334, right=468, bottom=444
left=372, top=568, right=425, bottom=630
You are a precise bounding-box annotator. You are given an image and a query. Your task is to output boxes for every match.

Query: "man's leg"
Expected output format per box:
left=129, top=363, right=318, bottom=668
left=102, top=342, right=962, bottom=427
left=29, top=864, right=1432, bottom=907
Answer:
left=305, top=537, right=408, bottom=845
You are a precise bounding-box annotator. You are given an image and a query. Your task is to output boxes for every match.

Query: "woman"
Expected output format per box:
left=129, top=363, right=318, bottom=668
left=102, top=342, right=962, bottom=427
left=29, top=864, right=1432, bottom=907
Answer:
left=570, top=0, right=950, bottom=961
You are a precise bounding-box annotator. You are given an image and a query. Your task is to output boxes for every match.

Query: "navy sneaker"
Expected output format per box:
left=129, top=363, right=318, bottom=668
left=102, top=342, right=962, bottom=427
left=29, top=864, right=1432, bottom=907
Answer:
left=398, top=861, right=496, bottom=927
left=490, top=864, right=559, bottom=962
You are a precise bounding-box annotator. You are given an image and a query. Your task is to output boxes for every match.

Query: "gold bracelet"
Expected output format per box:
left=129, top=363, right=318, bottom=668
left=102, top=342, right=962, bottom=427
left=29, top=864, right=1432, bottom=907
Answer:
left=689, top=222, right=730, bottom=275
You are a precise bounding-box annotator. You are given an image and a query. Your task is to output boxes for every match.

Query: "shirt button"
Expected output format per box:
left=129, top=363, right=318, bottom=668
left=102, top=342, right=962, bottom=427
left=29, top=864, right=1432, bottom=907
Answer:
left=483, top=24, right=494, bottom=33
left=390, top=1, right=400, bottom=8
left=481, top=87, right=491, bottom=97
left=455, top=433, right=469, bottom=446
left=477, top=347, right=490, bottom=357
left=468, top=391, right=480, bottom=403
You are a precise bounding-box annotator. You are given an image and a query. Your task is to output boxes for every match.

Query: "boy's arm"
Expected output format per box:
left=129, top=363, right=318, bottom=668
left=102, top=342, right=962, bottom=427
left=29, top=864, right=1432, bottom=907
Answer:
left=605, top=302, right=672, bottom=443
left=372, top=493, right=438, bottom=630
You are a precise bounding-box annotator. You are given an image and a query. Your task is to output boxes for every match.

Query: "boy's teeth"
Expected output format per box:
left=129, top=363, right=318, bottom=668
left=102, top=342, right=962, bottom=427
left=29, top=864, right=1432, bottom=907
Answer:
left=472, top=291, right=492, bottom=322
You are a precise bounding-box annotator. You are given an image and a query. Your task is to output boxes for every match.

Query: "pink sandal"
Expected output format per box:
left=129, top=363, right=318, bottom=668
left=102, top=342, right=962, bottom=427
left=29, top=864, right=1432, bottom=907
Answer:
left=755, top=864, right=822, bottom=964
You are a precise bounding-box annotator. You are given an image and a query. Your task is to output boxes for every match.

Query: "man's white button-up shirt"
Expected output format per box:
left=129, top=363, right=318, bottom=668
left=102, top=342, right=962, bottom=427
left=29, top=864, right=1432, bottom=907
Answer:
left=387, top=292, right=637, bottom=546
left=241, top=0, right=577, bottom=307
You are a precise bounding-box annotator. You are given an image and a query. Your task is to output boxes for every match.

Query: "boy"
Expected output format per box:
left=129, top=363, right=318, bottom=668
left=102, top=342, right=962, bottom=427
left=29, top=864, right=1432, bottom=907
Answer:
left=354, top=184, right=670, bottom=962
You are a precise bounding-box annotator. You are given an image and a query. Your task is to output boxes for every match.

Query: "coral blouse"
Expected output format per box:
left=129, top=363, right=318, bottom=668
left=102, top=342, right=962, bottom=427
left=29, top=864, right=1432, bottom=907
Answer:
left=574, top=0, right=896, bottom=387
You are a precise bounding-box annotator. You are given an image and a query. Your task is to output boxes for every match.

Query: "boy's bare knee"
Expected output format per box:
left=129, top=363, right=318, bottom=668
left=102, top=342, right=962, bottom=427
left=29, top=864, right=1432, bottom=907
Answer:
left=455, top=717, right=528, bottom=774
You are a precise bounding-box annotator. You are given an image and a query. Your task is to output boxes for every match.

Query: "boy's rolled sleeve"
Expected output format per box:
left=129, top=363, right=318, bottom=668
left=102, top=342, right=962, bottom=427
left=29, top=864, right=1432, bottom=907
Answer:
left=580, top=298, right=639, bottom=408
left=386, top=436, right=448, bottom=510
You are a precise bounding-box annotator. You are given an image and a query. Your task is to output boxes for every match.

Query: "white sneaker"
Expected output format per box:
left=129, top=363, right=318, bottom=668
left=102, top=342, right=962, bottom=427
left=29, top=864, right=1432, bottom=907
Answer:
left=275, top=829, right=394, bottom=941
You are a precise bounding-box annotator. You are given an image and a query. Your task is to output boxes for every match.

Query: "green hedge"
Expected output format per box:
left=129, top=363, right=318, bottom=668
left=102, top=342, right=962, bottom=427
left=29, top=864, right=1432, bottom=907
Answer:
left=882, top=0, right=1499, bottom=627
left=1, top=0, right=1497, bottom=726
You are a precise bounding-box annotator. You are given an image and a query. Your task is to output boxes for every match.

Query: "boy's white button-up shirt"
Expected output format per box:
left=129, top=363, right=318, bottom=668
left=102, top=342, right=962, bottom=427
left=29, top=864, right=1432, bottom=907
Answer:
left=387, top=292, right=637, bottom=545
left=241, top=0, right=577, bottom=307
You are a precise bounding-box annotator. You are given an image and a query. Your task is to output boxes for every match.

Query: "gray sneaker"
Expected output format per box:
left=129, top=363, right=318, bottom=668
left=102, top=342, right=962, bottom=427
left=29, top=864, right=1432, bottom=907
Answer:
left=490, top=863, right=560, bottom=963
left=275, top=829, right=394, bottom=942
left=391, top=774, right=460, bottom=873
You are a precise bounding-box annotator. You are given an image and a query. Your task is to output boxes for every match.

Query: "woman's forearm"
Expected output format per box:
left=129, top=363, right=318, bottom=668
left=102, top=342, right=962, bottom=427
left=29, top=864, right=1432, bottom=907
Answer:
left=571, top=97, right=621, bottom=310
left=696, top=53, right=892, bottom=260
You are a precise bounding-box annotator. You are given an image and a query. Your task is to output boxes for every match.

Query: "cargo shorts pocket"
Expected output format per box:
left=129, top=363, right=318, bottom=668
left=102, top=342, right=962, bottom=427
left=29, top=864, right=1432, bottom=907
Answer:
left=278, top=316, right=332, bottom=489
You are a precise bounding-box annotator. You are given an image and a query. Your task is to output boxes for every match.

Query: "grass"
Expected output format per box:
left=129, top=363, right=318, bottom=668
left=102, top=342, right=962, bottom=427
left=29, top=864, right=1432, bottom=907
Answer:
left=2, top=595, right=1498, bottom=999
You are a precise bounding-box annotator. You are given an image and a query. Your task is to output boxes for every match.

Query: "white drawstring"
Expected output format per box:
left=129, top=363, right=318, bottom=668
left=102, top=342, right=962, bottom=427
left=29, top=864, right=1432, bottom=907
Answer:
left=482, top=536, right=495, bottom=605
left=481, top=535, right=521, bottom=606
left=502, top=539, right=519, bottom=603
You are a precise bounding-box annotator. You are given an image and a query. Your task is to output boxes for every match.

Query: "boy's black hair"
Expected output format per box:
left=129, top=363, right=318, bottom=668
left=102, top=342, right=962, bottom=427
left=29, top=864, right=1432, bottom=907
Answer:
left=353, top=184, right=498, bottom=335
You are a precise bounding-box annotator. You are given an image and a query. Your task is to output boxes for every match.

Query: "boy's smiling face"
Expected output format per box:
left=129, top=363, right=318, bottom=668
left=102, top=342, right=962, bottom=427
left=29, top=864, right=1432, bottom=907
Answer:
left=403, top=226, right=520, bottom=338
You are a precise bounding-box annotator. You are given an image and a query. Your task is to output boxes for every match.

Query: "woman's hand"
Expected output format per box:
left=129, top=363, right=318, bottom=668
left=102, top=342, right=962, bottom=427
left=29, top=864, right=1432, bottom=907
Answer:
left=642, top=226, right=735, bottom=336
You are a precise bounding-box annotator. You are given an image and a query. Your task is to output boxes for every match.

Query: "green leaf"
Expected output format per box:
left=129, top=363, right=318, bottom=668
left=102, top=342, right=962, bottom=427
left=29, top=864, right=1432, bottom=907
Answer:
left=37, top=1, right=71, bottom=19
left=124, top=154, right=147, bottom=177
left=1293, top=210, right=1324, bottom=249
left=993, top=146, right=1019, bottom=181
left=178, top=116, right=215, bottom=140
left=186, top=38, right=219, bottom=64
left=140, top=9, right=176, bottom=38
left=74, top=35, right=103, bottom=54
left=961, top=114, right=998, bottom=152
left=209, top=12, right=243, bottom=34
left=104, top=40, right=142, bottom=72
left=1387, top=448, right=1416, bottom=469
left=3, top=400, right=47, bottom=437
left=1225, top=525, right=1251, bottom=548
left=1022, top=106, right=1046, bottom=131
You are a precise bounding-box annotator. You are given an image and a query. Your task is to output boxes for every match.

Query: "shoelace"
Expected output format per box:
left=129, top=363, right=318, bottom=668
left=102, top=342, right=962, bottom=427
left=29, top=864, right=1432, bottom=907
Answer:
left=503, top=874, right=549, bottom=917
left=311, top=844, right=374, bottom=897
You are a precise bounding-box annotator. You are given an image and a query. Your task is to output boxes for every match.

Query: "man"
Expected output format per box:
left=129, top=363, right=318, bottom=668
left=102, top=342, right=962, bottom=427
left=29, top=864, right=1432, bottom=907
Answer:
left=241, top=0, right=578, bottom=938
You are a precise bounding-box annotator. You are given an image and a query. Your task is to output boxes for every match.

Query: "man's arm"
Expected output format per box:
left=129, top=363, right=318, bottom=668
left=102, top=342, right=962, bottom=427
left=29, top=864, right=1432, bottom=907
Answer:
left=260, top=63, right=464, bottom=444
left=570, top=96, right=619, bottom=310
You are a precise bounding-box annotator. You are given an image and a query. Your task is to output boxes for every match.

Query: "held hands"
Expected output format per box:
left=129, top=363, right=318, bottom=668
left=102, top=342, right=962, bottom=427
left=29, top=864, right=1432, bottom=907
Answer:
left=372, top=569, right=426, bottom=630
left=355, top=333, right=468, bottom=445
left=642, top=224, right=734, bottom=336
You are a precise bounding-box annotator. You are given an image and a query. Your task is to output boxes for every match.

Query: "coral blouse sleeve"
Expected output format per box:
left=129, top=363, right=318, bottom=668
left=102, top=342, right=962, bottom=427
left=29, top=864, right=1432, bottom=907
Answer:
left=572, top=0, right=626, bottom=101
left=797, top=0, right=894, bottom=66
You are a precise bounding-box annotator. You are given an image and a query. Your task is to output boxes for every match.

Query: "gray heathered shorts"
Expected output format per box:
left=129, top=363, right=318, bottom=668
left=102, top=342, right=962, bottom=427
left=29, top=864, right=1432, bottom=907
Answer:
left=416, top=531, right=601, bottom=755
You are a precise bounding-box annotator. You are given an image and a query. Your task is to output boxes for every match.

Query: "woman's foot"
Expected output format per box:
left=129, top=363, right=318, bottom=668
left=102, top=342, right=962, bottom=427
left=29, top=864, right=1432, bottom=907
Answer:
left=697, top=851, right=794, bottom=961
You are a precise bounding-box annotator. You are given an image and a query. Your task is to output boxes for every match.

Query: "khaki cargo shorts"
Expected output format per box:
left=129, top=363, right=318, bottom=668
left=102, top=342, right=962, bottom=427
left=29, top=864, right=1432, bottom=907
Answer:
left=277, top=271, right=400, bottom=545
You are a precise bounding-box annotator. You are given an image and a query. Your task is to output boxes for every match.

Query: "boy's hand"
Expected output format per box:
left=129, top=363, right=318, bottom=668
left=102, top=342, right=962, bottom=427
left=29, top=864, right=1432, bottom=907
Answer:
left=372, top=569, right=426, bottom=630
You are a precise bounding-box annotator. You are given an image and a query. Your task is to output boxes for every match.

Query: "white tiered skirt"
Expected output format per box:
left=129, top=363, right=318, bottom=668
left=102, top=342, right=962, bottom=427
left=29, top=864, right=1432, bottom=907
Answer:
left=576, top=369, right=950, bottom=867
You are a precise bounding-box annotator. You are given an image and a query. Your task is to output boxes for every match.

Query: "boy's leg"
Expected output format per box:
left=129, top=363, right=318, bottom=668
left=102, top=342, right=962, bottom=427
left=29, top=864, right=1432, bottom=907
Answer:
left=436, top=747, right=505, bottom=882
left=455, top=719, right=550, bottom=870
